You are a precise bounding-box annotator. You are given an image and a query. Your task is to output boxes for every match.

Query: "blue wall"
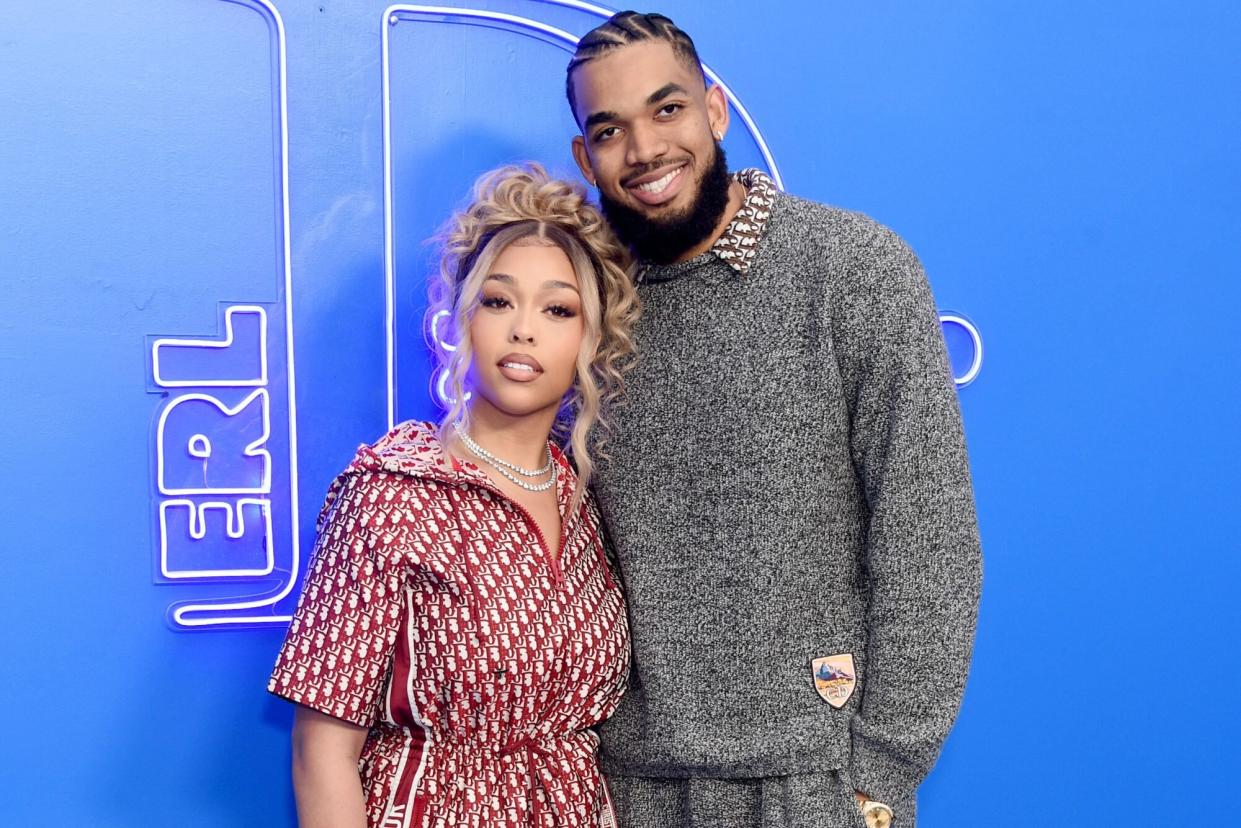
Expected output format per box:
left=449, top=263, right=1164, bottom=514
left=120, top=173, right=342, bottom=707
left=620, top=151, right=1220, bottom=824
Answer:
left=2, top=1, right=1238, bottom=824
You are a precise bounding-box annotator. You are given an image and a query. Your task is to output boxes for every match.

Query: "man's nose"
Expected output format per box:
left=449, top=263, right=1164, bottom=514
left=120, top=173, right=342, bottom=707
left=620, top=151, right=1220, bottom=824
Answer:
left=625, top=121, right=669, bottom=168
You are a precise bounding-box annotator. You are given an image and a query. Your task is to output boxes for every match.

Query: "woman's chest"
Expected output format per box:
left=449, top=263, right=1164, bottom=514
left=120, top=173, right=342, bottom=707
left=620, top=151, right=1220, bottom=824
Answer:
left=397, top=491, right=627, bottom=708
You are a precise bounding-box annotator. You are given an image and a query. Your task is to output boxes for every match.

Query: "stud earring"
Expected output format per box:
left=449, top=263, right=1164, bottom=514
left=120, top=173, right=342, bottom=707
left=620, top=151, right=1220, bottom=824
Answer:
left=713, top=130, right=723, bottom=141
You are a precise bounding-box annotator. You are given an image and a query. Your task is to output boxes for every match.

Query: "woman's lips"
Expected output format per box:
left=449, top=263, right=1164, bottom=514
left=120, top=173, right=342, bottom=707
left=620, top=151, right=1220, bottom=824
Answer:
left=497, top=353, right=543, bottom=383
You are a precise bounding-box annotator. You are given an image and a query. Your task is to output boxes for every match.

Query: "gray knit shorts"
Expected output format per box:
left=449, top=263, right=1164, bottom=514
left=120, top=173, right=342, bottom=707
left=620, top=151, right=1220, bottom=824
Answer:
left=605, top=772, right=916, bottom=828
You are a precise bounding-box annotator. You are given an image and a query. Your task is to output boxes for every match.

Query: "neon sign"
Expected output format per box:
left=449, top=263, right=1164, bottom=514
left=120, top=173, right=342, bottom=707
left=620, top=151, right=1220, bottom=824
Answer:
left=145, top=0, right=300, bottom=632
left=941, top=313, right=984, bottom=387
left=149, top=304, right=300, bottom=629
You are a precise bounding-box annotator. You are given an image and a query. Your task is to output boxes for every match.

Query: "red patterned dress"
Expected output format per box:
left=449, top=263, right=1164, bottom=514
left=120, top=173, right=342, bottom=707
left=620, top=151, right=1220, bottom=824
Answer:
left=268, top=421, right=630, bottom=827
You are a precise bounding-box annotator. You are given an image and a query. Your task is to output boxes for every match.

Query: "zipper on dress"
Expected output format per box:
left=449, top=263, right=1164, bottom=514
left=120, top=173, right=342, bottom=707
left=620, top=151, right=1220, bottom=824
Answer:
left=517, top=499, right=565, bottom=586
left=468, top=476, right=568, bottom=586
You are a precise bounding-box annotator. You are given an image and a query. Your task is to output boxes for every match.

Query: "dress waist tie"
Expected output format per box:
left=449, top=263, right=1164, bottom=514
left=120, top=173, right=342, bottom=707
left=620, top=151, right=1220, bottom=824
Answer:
left=498, top=729, right=600, bottom=826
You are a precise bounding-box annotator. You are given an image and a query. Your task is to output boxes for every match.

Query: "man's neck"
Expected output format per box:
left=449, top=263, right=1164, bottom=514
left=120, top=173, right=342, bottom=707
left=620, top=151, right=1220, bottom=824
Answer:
left=671, top=178, right=748, bottom=264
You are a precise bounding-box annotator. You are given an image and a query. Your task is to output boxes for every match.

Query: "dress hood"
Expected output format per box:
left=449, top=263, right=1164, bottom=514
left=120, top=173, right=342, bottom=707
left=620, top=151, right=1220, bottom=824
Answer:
left=316, top=420, right=579, bottom=534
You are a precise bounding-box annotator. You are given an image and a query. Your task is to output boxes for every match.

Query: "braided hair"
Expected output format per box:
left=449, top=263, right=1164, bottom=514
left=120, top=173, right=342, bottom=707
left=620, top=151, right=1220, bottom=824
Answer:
left=565, top=11, right=706, bottom=121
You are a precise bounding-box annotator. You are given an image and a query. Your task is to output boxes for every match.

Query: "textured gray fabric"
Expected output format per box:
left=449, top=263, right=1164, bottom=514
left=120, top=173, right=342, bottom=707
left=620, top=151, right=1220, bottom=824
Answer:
left=591, top=188, right=983, bottom=815
left=607, top=772, right=916, bottom=828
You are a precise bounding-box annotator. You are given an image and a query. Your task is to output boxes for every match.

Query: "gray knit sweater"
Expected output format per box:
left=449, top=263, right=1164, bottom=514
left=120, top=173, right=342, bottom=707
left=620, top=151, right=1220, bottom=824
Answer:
left=591, top=187, right=983, bottom=806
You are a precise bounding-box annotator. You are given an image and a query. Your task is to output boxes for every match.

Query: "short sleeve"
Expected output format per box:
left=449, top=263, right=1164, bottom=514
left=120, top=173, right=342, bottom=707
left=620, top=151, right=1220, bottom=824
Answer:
left=267, top=470, right=408, bottom=727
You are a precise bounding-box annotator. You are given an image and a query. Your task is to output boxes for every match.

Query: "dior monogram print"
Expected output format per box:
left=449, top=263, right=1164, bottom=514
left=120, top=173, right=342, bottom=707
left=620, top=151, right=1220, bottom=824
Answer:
left=710, top=168, right=777, bottom=274
left=269, top=421, right=630, bottom=827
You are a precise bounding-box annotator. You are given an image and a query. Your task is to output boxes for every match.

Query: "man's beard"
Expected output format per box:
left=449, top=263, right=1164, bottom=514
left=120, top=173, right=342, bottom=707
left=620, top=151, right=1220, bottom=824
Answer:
left=598, top=144, right=731, bottom=265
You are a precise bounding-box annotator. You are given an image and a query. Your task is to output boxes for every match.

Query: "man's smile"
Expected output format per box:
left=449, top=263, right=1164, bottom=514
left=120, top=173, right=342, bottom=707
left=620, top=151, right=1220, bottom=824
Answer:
left=625, top=163, right=687, bottom=206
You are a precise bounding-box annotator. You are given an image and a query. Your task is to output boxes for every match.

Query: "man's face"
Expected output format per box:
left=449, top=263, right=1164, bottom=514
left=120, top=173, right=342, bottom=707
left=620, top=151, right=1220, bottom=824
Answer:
left=570, top=40, right=731, bottom=260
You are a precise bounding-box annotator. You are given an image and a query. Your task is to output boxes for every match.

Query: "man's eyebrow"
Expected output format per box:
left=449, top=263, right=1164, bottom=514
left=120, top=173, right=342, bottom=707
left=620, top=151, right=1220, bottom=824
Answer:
left=583, top=110, right=619, bottom=130
left=647, top=83, right=688, bottom=105
left=582, top=84, right=689, bottom=131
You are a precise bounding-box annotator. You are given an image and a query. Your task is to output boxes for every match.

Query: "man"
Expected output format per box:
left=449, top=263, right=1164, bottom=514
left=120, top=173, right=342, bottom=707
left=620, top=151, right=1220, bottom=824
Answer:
left=565, top=11, right=983, bottom=828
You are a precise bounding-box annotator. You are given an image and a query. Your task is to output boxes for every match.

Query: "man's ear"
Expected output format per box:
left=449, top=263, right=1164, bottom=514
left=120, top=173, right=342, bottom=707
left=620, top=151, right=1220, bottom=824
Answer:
left=571, top=135, right=596, bottom=187
left=705, top=83, right=730, bottom=140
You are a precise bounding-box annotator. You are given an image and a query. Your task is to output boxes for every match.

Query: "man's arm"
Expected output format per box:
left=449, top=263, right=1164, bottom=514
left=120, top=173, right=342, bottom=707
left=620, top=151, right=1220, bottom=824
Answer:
left=832, top=222, right=983, bottom=805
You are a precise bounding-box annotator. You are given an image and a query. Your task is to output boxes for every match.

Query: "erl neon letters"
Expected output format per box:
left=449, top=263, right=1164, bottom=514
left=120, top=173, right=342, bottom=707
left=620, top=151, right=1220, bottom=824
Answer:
left=150, top=305, right=298, bottom=629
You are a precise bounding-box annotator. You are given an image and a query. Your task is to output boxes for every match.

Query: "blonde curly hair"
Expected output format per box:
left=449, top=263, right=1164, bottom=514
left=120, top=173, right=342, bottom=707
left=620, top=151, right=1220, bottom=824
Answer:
left=426, top=163, right=639, bottom=509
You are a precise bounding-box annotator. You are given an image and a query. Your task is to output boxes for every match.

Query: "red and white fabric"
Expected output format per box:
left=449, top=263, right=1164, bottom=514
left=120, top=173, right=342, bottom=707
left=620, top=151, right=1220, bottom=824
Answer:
left=268, top=421, right=629, bottom=827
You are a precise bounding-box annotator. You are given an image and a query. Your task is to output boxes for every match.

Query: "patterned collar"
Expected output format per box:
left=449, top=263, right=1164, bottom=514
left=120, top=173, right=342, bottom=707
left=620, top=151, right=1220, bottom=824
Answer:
left=348, top=420, right=582, bottom=523
left=711, top=168, right=777, bottom=274
left=635, top=168, right=777, bottom=281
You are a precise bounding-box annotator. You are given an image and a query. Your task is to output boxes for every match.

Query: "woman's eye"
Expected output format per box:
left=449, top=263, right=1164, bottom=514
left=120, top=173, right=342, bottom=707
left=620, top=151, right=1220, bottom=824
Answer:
left=547, top=304, right=577, bottom=319
left=480, top=295, right=510, bottom=309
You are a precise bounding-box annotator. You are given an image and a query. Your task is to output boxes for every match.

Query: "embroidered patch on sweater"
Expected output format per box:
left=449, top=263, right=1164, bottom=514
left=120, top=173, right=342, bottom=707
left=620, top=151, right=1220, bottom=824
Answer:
left=812, top=653, right=857, bottom=708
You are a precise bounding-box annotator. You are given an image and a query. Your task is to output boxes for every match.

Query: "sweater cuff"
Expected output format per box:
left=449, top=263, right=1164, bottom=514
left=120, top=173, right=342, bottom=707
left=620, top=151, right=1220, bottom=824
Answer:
left=847, top=733, right=925, bottom=805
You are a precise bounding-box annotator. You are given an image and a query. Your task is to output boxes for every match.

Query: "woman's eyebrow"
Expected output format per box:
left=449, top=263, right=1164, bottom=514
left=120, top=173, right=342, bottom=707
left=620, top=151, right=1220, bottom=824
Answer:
left=486, top=273, right=578, bottom=294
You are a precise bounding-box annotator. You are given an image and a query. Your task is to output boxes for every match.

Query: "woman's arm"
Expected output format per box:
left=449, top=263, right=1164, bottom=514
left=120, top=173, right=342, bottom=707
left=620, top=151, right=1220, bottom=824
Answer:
left=291, top=705, right=370, bottom=828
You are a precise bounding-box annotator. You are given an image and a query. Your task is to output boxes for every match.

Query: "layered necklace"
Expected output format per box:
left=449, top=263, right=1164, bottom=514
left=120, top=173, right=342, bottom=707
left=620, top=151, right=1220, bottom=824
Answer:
left=454, top=423, right=557, bottom=492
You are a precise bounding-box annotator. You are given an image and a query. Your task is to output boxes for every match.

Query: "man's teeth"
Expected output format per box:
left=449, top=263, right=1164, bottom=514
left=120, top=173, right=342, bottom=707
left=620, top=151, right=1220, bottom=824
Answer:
left=502, top=362, right=536, bottom=373
left=636, top=167, right=681, bottom=194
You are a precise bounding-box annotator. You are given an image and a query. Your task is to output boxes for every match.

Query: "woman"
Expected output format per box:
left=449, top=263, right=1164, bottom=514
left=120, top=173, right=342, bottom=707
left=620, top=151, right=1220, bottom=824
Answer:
left=268, top=164, right=639, bottom=828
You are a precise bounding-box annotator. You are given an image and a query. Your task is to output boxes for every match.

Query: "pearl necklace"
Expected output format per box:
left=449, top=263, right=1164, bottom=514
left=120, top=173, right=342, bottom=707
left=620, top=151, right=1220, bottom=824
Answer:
left=455, top=424, right=557, bottom=492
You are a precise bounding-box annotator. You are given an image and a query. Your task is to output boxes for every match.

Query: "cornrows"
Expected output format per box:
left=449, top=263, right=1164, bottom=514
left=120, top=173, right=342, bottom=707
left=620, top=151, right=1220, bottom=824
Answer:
left=565, top=11, right=705, bottom=119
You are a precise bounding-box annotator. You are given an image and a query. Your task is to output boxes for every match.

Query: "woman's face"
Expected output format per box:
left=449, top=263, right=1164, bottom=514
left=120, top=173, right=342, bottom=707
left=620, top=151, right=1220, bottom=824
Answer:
left=466, top=239, right=586, bottom=422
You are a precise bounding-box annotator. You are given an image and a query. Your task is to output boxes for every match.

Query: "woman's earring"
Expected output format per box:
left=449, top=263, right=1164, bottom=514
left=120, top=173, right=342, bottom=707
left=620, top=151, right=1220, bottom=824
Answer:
left=712, top=129, right=723, bottom=141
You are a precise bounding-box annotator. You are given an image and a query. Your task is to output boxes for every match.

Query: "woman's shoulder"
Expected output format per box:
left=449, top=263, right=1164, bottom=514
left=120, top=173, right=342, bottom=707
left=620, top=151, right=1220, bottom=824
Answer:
left=314, top=421, right=457, bottom=530
left=369, top=418, right=442, bottom=457
left=342, top=420, right=454, bottom=481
